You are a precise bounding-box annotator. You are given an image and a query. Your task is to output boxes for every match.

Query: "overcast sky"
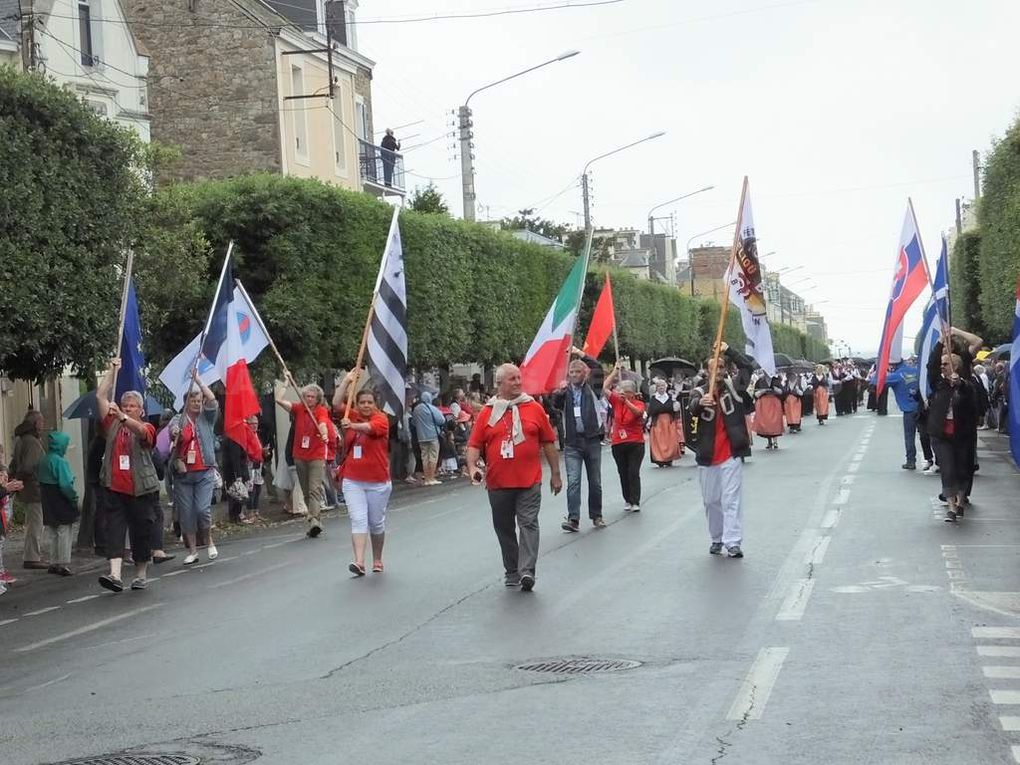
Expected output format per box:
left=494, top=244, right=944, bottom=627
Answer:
left=358, top=0, right=1020, bottom=355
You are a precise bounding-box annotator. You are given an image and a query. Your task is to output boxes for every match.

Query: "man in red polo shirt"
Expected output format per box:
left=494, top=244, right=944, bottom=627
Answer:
left=467, top=363, right=562, bottom=592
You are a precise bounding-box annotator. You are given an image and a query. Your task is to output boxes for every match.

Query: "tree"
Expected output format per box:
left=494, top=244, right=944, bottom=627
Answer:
left=499, top=213, right=570, bottom=241
left=407, top=183, right=450, bottom=216
left=0, top=68, right=148, bottom=380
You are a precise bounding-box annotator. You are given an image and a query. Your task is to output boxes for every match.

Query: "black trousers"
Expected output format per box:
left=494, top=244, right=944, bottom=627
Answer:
left=612, top=442, right=645, bottom=506
left=104, top=491, right=156, bottom=562
left=932, top=436, right=973, bottom=498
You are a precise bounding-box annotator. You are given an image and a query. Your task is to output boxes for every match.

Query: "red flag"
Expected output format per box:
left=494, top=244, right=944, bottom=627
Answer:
left=582, top=274, right=616, bottom=358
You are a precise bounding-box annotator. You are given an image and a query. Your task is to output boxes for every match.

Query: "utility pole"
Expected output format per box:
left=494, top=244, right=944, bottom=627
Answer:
left=581, top=172, right=591, bottom=231
left=459, top=105, right=475, bottom=221
left=19, top=0, right=37, bottom=71
left=972, top=149, right=981, bottom=199
left=955, top=198, right=963, bottom=236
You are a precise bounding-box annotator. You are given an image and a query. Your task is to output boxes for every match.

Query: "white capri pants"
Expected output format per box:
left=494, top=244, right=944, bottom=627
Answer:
left=698, top=457, right=744, bottom=546
left=342, top=478, right=392, bottom=535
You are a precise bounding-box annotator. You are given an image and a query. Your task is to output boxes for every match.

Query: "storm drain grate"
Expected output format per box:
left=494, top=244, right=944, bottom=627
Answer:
left=515, top=657, right=643, bottom=675
left=58, top=756, right=201, bottom=765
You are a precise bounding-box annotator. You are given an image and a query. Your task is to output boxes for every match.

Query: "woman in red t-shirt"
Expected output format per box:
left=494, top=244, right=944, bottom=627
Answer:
left=604, top=365, right=647, bottom=511
left=334, top=372, right=392, bottom=576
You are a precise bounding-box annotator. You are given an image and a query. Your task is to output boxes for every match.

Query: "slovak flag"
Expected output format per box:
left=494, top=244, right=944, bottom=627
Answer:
left=1009, top=275, right=1020, bottom=469
left=201, top=258, right=267, bottom=461
left=875, top=205, right=931, bottom=394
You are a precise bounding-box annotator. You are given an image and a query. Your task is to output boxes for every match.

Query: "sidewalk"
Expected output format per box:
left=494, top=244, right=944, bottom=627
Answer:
left=0, top=472, right=468, bottom=595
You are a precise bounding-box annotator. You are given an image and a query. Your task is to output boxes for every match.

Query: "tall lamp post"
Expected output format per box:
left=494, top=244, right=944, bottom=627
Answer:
left=646, top=186, right=714, bottom=235
left=685, top=221, right=737, bottom=297
left=581, top=132, right=666, bottom=231
left=459, top=50, right=580, bottom=222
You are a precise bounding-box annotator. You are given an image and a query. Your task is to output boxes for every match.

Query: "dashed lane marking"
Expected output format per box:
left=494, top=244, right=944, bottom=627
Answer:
left=973, top=627, right=1020, bottom=640
left=846, top=462, right=860, bottom=473
left=979, top=647, right=1020, bottom=658
left=726, top=647, right=789, bottom=721
left=1000, top=716, right=1020, bottom=731
left=984, top=667, right=1020, bottom=679
left=821, top=509, right=840, bottom=529
left=24, top=606, right=60, bottom=617
left=66, top=594, right=101, bottom=604
left=991, top=690, right=1020, bottom=705
left=841, top=475, right=856, bottom=486
left=207, top=561, right=289, bottom=590
left=776, top=580, right=815, bottom=621
left=13, top=604, right=163, bottom=653
left=0, top=618, right=19, bottom=627
left=833, top=489, right=850, bottom=505
left=806, top=536, right=831, bottom=566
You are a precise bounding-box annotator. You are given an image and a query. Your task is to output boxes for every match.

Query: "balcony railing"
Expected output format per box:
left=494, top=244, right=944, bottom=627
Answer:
left=358, top=139, right=405, bottom=195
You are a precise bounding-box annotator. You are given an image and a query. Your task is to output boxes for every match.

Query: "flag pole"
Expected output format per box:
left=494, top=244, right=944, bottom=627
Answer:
left=110, top=250, right=136, bottom=395
left=708, top=177, right=748, bottom=397
left=235, top=279, right=317, bottom=424
left=345, top=207, right=401, bottom=413
left=564, top=226, right=596, bottom=377
left=608, top=274, right=620, bottom=365
left=909, top=198, right=951, bottom=347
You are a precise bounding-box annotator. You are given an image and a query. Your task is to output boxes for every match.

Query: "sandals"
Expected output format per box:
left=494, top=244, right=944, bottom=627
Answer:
left=348, top=562, right=366, bottom=577
left=372, top=561, right=385, bottom=574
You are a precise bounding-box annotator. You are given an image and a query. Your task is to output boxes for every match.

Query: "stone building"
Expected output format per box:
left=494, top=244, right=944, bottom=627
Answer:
left=122, top=0, right=402, bottom=198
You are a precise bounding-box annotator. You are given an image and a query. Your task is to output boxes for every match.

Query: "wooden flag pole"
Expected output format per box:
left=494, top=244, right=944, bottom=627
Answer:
left=110, top=250, right=136, bottom=395
left=707, top=177, right=749, bottom=398
left=564, top=225, right=597, bottom=377
left=609, top=275, right=620, bottom=365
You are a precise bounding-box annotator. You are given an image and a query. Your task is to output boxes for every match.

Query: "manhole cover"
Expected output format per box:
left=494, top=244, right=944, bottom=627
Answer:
left=515, top=657, right=643, bottom=674
left=58, top=757, right=200, bottom=765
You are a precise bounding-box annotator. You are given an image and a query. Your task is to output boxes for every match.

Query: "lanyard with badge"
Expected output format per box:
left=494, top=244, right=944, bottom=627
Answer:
left=500, top=415, right=515, bottom=459
left=185, top=418, right=199, bottom=466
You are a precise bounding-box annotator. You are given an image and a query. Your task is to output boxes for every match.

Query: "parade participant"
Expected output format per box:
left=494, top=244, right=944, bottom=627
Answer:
left=911, top=389, right=937, bottom=473
left=37, top=431, right=79, bottom=577
left=169, top=375, right=220, bottom=563
left=603, top=365, right=647, bottom=512
left=927, top=353, right=978, bottom=522
left=647, top=378, right=684, bottom=467
left=276, top=383, right=331, bottom=538
left=784, top=373, right=804, bottom=433
left=466, top=363, right=561, bottom=592
left=811, top=365, right=831, bottom=425
left=690, top=343, right=753, bottom=558
left=799, top=372, right=814, bottom=419
left=95, top=359, right=159, bottom=592
left=884, top=359, right=921, bottom=469
left=334, top=372, right=392, bottom=576
left=753, top=373, right=785, bottom=450
left=10, top=410, right=46, bottom=570
left=551, top=355, right=606, bottom=532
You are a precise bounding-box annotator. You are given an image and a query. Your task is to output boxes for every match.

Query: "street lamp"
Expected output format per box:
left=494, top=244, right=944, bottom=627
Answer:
left=581, top=131, right=667, bottom=231
left=685, top=221, right=737, bottom=297
left=459, top=50, right=581, bottom=222
left=646, top=186, right=714, bottom=235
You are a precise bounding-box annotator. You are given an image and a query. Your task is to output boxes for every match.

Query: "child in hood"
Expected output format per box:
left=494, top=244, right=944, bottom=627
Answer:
left=37, top=431, right=80, bottom=577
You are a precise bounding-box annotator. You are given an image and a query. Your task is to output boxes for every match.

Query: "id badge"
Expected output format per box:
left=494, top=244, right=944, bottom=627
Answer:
left=573, top=406, right=582, bottom=419
left=301, top=436, right=311, bottom=449
left=500, top=439, right=515, bottom=459
left=619, top=429, right=627, bottom=440
left=186, top=448, right=197, bottom=465
left=119, top=454, right=131, bottom=471
left=353, top=445, right=363, bottom=460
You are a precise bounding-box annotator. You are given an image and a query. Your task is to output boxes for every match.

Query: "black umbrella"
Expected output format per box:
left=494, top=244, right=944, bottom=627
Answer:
left=773, top=352, right=795, bottom=369
left=790, top=359, right=814, bottom=373
left=649, top=357, right=698, bottom=377
left=63, top=389, right=165, bottom=420
left=992, top=343, right=1011, bottom=361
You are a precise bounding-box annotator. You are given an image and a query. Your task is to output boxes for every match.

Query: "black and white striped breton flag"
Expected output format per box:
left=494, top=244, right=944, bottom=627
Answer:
left=366, top=207, right=408, bottom=420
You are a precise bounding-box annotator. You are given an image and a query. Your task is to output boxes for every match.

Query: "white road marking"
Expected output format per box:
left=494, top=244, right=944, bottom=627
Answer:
left=821, top=509, right=840, bottom=529
left=262, top=540, right=295, bottom=550
left=1001, top=717, right=1020, bottom=731
left=776, top=579, right=815, bottom=621
left=162, top=570, right=186, bottom=577
left=1012, top=745, right=1020, bottom=764
left=0, top=618, right=19, bottom=627
left=846, top=462, right=860, bottom=473
left=833, top=489, right=850, bottom=506
left=207, top=561, right=289, bottom=590
left=832, top=585, right=868, bottom=593
left=66, top=594, right=101, bottom=604
left=24, top=606, right=60, bottom=617
left=979, top=647, right=1020, bottom=657
left=841, top=475, right=856, bottom=486
left=807, top=536, right=831, bottom=566
left=726, top=647, right=789, bottom=721
left=991, top=690, right=1020, bottom=705
left=14, top=604, right=163, bottom=653
left=25, top=673, right=72, bottom=692
left=973, top=627, right=1020, bottom=640
left=984, top=667, right=1020, bottom=679
left=850, top=454, right=863, bottom=464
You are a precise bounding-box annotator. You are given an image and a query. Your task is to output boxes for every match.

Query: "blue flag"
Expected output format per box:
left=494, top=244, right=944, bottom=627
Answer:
left=1010, top=275, right=1020, bottom=469
left=918, top=237, right=950, bottom=402
left=115, top=278, right=146, bottom=400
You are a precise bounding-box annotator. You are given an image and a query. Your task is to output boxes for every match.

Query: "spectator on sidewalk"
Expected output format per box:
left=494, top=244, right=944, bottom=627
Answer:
left=169, top=375, right=219, bottom=564
left=10, top=410, right=47, bottom=570
left=412, top=392, right=446, bottom=486
left=0, top=454, right=24, bottom=592
left=95, top=358, right=159, bottom=593
left=37, top=431, right=79, bottom=577
left=467, top=363, right=562, bottom=592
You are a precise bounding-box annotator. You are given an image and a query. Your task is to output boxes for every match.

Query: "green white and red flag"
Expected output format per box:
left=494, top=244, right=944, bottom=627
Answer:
left=520, top=255, right=587, bottom=394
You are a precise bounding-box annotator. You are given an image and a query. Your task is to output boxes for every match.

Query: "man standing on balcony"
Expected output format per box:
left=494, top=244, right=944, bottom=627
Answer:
left=381, top=128, right=401, bottom=188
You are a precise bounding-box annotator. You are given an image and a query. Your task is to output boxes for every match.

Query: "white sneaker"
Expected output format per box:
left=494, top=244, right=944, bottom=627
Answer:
left=183, top=553, right=199, bottom=565
left=207, top=545, right=219, bottom=561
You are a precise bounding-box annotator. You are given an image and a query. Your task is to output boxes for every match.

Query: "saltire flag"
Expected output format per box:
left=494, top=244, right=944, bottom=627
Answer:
left=115, top=278, right=146, bottom=401
left=520, top=254, right=586, bottom=394
left=158, top=285, right=269, bottom=410
left=875, top=205, right=931, bottom=395
left=726, top=178, right=775, bottom=376
left=918, top=236, right=951, bottom=401
left=581, top=273, right=615, bottom=359
left=365, top=207, right=408, bottom=420
left=1010, top=275, right=1020, bottom=469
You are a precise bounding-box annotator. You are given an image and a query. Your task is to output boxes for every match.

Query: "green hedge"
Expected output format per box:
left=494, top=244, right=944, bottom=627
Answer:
left=135, top=174, right=826, bottom=381
left=977, top=117, right=1020, bottom=341
left=950, top=230, right=986, bottom=340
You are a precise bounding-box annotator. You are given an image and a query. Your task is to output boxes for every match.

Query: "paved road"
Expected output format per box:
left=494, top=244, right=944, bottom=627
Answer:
left=1, top=410, right=1019, bottom=765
